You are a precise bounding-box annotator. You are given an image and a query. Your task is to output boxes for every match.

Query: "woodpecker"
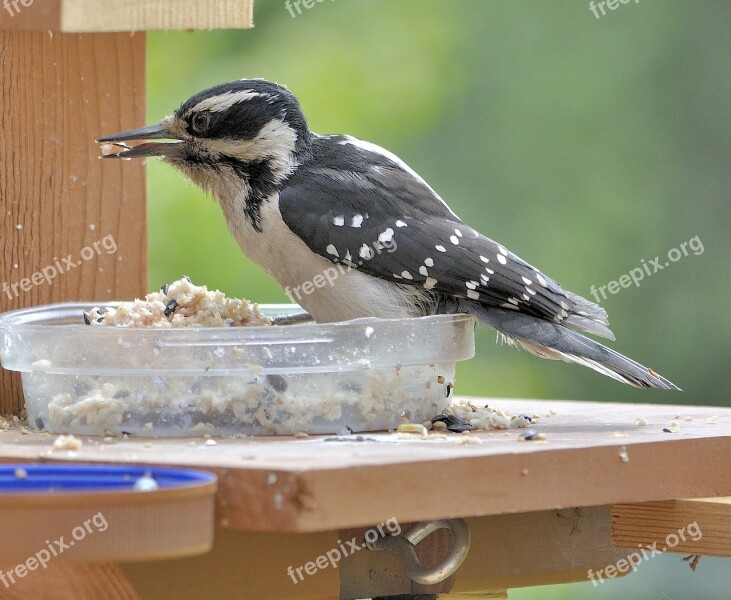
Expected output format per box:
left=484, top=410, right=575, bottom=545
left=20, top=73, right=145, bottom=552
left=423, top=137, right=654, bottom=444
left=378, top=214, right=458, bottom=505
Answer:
left=98, top=79, right=678, bottom=389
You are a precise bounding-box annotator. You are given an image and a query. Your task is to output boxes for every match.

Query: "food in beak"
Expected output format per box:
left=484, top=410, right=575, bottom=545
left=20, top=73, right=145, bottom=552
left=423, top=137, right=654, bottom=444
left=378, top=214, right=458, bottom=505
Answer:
left=99, top=142, right=130, bottom=158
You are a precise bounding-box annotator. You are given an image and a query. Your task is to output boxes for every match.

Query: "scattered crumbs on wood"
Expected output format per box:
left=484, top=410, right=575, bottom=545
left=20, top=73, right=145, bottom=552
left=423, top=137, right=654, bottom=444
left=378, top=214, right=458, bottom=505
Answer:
left=518, top=428, right=546, bottom=442
left=682, top=554, right=701, bottom=571
left=454, top=435, right=482, bottom=445
left=53, top=434, right=81, bottom=451
left=397, top=423, right=428, bottom=438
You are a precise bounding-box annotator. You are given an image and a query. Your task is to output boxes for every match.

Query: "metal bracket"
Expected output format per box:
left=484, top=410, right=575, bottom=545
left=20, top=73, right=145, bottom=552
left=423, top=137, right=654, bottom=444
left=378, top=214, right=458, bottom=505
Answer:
left=367, top=519, right=471, bottom=585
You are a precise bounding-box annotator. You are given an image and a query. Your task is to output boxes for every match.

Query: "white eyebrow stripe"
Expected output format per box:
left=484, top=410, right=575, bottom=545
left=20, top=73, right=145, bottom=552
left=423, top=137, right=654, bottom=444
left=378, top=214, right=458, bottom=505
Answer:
left=187, top=90, right=263, bottom=115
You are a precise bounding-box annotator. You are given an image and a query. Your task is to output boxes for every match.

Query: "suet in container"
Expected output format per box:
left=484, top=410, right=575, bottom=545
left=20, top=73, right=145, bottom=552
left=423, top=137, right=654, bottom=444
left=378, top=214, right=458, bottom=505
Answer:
left=0, top=304, right=475, bottom=436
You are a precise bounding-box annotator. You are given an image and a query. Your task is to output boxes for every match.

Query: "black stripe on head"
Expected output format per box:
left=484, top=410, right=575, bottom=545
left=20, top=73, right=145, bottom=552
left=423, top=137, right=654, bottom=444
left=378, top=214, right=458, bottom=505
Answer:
left=175, top=79, right=308, bottom=143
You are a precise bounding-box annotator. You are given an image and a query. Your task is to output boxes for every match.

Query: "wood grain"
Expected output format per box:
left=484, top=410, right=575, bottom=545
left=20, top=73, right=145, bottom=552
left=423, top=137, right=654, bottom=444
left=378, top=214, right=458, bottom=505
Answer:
left=0, top=563, right=141, bottom=600
left=0, top=31, right=147, bottom=414
left=0, top=399, right=729, bottom=533
left=612, top=497, right=731, bottom=557
left=0, top=0, right=254, bottom=32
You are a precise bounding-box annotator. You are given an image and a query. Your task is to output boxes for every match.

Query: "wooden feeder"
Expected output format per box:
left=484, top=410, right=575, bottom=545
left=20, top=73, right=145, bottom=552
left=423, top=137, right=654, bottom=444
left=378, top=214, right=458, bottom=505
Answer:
left=1, top=4, right=730, bottom=599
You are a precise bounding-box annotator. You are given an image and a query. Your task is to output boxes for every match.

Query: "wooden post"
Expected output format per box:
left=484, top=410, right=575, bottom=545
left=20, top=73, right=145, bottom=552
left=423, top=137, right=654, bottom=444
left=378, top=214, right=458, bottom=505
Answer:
left=0, top=31, right=148, bottom=415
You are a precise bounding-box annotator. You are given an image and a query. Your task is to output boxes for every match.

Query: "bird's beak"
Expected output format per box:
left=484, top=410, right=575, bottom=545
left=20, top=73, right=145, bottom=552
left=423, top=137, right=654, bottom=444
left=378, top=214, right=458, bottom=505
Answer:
left=96, top=123, right=183, bottom=159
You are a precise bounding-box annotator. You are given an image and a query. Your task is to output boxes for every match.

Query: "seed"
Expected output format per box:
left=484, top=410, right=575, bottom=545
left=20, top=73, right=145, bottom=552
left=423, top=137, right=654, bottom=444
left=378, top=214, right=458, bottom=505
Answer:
left=431, top=413, right=472, bottom=433
left=83, top=312, right=91, bottom=325
left=437, top=375, right=445, bottom=384
left=397, top=423, right=428, bottom=437
left=518, top=428, right=545, bottom=441
left=266, top=374, right=288, bottom=392
left=164, top=299, right=178, bottom=317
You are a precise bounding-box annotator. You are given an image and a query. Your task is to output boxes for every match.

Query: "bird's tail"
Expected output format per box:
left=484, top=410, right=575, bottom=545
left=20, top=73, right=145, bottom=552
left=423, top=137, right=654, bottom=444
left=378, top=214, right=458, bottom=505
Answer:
left=460, top=302, right=679, bottom=390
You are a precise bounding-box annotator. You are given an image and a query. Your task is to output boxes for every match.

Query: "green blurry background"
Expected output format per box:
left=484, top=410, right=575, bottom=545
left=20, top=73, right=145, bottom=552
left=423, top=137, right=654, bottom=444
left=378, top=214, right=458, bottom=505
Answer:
left=147, top=2, right=730, bottom=596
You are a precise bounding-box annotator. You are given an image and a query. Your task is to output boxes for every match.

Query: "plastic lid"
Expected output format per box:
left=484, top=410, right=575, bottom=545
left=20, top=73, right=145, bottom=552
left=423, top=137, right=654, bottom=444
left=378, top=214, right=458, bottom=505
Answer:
left=0, top=464, right=216, bottom=494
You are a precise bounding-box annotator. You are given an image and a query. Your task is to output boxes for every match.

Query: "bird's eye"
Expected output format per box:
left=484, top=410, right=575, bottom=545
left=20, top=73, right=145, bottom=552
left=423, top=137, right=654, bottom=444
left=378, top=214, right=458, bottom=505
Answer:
left=190, top=112, right=211, bottom=135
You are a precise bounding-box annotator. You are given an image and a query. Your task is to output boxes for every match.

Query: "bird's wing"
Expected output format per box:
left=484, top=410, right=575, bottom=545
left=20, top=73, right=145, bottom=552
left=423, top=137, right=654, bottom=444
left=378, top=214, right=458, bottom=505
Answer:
left=279, top=135, right=612, bottom=337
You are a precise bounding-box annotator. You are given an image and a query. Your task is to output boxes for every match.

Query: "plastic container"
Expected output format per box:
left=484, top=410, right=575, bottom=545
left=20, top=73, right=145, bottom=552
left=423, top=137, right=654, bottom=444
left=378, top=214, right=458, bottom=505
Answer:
left=0, top=303, right=475, bottom=436
left=0, top=464, right=216, bottom=561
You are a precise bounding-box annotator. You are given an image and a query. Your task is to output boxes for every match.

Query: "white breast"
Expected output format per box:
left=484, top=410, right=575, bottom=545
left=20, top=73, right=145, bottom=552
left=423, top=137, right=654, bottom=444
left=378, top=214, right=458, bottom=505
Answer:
left=217, top=191, right=429, bottom=323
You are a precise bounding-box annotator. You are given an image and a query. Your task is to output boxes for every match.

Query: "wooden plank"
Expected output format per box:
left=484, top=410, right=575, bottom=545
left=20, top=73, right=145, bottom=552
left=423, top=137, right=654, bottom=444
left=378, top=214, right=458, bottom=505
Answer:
left=0, top=563, right=141, bottom=600
left=612, top=497, right=731, bottom=557
left=0, top=0, right=254, bottom=32
left=340, top=507, right=630, bottom=597
left=0, top=400, right=729, bottom=533
left=122, top=529, right=339, bottom=600
left=0, top=31, right=147, bottom=415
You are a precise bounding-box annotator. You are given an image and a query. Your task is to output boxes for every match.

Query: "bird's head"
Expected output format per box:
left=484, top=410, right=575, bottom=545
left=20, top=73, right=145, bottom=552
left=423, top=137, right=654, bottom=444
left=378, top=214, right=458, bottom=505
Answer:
left=98, top=79, right=311, bottom=201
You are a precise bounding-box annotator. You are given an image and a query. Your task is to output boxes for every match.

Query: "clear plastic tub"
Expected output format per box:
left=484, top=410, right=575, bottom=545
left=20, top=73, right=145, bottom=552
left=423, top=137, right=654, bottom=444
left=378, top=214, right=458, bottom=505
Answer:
left=0, top=303, right=475, bottom=436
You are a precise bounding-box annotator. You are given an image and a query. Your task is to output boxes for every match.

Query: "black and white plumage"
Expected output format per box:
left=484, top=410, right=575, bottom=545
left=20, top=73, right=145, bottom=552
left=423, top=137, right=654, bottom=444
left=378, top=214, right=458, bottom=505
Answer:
left=98, top=79, right=678, bottom=389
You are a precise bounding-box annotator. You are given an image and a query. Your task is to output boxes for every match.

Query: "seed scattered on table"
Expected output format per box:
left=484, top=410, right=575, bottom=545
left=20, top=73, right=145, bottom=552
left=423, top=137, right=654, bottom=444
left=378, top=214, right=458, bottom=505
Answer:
left=53, top=434, right=82, bottom=450
left=397, top=423, right=428, bottom=437
left=431, top=413, right=472, bottom=433
left=518, top=428, right=546, bottom=442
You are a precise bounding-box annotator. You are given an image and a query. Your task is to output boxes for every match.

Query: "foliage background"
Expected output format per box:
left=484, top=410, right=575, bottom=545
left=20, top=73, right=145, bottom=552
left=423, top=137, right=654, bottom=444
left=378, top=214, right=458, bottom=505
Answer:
left=147, top=2, right=730, bottom=596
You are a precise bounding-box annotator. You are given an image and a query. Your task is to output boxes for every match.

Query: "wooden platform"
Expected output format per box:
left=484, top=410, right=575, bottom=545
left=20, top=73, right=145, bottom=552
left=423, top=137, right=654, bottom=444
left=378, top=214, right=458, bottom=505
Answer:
left=1, top=398, right=729, bottom=534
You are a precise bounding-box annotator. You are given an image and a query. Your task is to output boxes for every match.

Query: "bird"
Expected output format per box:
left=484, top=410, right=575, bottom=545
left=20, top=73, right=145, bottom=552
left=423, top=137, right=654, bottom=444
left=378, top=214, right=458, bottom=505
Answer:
left=98, top=78, right=678, bottom=390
